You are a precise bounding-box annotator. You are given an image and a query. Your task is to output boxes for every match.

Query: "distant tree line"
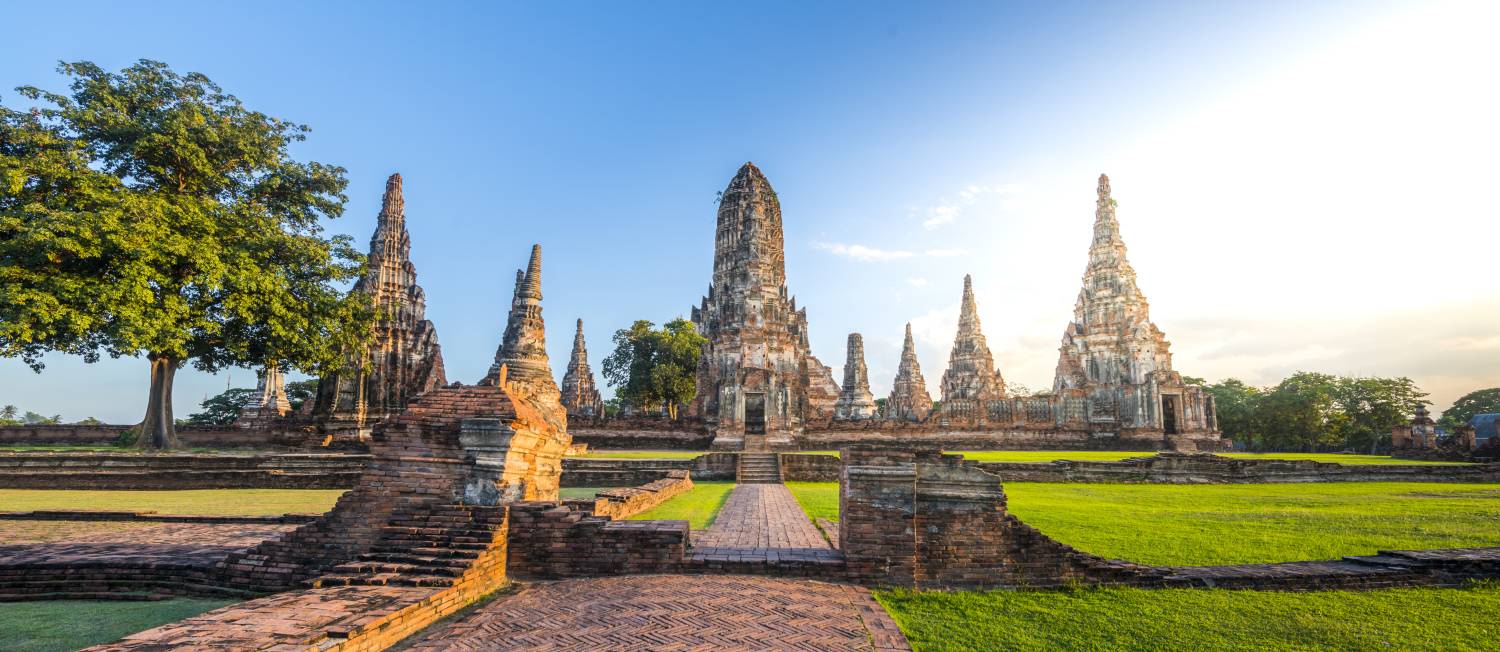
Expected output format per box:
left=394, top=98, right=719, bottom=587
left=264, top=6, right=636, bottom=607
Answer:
left=1199, top=372, right=1434, bottom=453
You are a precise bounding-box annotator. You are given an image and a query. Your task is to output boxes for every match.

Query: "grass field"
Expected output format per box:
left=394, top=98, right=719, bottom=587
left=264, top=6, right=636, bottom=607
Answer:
left=0, top=489, right=346, bottom=516
left=781, top=481, right=1500, bottom=565
left=575, top=450, right=705, bottom=459
left=627, top=481, right=735, bottom=529
left=0, top=598, right=235, bottom=652
left=558, top=486, right=624, bottom=499
left=956, top=450, right=1464, bottom=464
left=877, top=581, right=1500, bottom=652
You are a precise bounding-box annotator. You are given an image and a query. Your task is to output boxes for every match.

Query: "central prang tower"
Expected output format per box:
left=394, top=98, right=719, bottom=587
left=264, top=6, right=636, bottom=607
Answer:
left=690, top=162, right=838, bottom=449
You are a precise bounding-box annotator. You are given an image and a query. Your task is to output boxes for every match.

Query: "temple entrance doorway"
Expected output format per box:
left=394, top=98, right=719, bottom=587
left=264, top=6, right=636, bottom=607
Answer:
left=1162, top=395, right=1179, bottom=435
left=745, top=393, right=766, bottom=435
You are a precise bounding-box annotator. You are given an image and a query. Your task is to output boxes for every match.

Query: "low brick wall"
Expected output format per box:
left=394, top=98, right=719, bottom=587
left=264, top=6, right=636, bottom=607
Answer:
left=561, top=453, right=736, bottom=487
left=797, top=426, right=1225, bottom=452
left=567, top=470, right=695, bottom=520
left=506, top=502, right=689, bottom=579
left=0, top=424, right=283, bottom=448
left=0, top=452, right=368, bottom=490
left=977, top=453, right=1500, bottom=484
left=780, top=453, right=841, bottom=481
left=568, top=421, right=712, bottom=450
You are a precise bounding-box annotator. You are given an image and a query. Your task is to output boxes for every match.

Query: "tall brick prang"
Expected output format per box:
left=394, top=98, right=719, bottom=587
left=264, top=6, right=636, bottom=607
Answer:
left=690, top=162, right=838, bottom=449
left=1052, top=174, right=1217, bottom=445
left=884, top=323, right=932, bottom=421
left=480, top=245, right=558, bottom=398
left=312, top=173, right=447, bottom=440
left=936, top=275, right=1005, bottom=424
left=834, top=333, right=878, bottom=420
left=560, top=319, right=605, bottom=418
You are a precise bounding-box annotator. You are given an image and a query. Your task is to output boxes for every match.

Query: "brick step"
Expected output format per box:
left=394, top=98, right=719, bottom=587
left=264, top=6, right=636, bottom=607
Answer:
left=355, top=553, right=476, bottom=569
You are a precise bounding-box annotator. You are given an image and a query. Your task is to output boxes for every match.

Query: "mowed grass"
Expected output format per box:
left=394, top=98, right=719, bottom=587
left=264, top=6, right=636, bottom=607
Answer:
left=0, top=598, right=236, bottom=652
left=575, top=450, right=705, bottom=459
left=779, top=482, right=1500, bottom=565
left=558, top=486, right=624, bottom=499
left=956, top=450, right=1463, bottom=464
left=876, top=582, right=1500, bottom=652
left=628, top=481, right=735, bottom=529
left=0, top=489, right=346, bottom=516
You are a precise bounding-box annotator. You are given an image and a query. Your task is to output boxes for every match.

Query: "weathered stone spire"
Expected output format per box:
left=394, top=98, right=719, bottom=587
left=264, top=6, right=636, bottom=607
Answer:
left=834, top=333, right=878, bottom=419
left=690, top=162, right=834, bottom=449
left=560, top=318, right=604, bottom=418
left=1051, top=174, right=1219, bottom=440
left=938, top=274, right=1005, bottom=423
left=481, top=245, right=556, bottom=395
left=885, top=323, right=933, bottom=421
left=312, top=173, right=446, bottom=437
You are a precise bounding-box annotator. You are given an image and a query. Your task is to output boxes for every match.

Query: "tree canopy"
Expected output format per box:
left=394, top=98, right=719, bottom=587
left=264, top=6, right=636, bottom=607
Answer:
left=1439, top=388, right=1500, bottom=431
left=0, top=60, right=371, bottom=448
left=1203, top=372, right=1426, bottom=452
left=601, top=318, right=706, bottom=419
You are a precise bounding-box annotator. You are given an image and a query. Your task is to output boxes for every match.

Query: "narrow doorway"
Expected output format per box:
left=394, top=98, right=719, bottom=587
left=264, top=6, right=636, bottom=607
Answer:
left=745, top=393, right=766, bottom=434
left=1162, top=395, right=1179, bottom=435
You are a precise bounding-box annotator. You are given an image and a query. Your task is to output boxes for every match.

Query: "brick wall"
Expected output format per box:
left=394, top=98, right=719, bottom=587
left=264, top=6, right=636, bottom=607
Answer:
left=0, top=452, right=366, bottom=489
left=779, top=453, right=840, bottom=481
left=0, top=424, right=279, bottom=448
left=506, top=502, right=688, bottom=579
left=977, top=453, right=1500, bottom=484
left=567, top=470, right=695, bottom=519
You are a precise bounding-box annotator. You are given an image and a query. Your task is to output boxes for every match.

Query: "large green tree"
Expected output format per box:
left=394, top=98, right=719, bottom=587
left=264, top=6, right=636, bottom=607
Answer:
left=1439, top=388, right=1500, bottom=431
left=1329, top=376, right=1427, bottom=453
left=1203, top=378, right=1263, bottom=447
left=601, top=318, right=706, bottom=419
left=0, top=60, right=370, bottom=448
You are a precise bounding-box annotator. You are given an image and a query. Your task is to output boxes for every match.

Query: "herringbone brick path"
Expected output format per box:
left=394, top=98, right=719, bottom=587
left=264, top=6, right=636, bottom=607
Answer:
left=404, top=574, right=910, bottom=651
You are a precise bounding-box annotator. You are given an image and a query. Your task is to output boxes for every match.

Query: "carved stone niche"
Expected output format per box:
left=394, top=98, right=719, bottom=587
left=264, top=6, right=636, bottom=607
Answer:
left=459, top=417, right=527, bottom=505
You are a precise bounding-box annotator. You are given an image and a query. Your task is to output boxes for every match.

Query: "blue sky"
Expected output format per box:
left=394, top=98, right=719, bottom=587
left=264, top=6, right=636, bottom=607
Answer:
left=2, top=1, right=1496, bottom=422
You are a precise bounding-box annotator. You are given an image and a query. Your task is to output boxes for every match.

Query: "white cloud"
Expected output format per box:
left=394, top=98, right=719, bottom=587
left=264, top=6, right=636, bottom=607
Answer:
left=907, top=277, right=929, bottom=287
left=816, top=242, right=914, bottom=262
left=919, top=183, right=1022, bottom=230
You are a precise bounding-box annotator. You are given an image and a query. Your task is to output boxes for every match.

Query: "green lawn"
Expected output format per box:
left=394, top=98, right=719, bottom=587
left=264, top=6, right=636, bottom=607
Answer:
left=0, top=598, right=236, bottom=652
left=627, top=481, right=735, bottom=529
left=877, top=582, right=1500, bottom=651
left=575, top=450, right=705, bottom=459
left=0, top=489, right=346, bottom=516
left=787, top=481, right=840, bottom=523
left=780, top=481, right=1500, bottom=565
left=558, top=486, right=623, bottom=499
left=956, top=450, right=1462, bottom=464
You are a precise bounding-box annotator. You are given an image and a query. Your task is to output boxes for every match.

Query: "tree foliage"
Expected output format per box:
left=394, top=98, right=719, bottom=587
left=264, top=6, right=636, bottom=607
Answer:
left=0, top=60, right=371, bottom=448
left=1203, top=372, right=1426, bottom=452
left=1439, top=388, right=1500, bottom=431
left=601, top=318, right=706, bottom=419
left=186, top=387, right=257, bottom=426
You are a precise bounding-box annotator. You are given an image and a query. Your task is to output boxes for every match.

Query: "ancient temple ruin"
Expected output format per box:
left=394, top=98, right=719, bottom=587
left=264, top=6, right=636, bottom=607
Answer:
left=560, top=319, right=605, bottom=418
left=690, top=162, right=839, bottom=449
left=480, top=245, right=558, bottom=395
left=936, top=275, right=1007, bottom=425
left=1050, top=174, right=1217, bottom=444
left=312, top=174, right=447, bottom=439
left=884, top=323, right=933, bottom=421
left=232, top=366, right=292, bottom=428
left=834, top=333, right=878, bottom=419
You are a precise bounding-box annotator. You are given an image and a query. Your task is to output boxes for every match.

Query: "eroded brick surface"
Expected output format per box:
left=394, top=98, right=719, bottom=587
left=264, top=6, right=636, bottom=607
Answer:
left=0, top=521, right=293, bottom=546
left=404, top=575, right=911, bottom=651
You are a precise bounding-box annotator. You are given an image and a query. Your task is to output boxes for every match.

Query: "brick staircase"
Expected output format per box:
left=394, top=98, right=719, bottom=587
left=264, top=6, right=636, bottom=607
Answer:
left=736, top=453, right=782, bottom=484
left=312, top=505, right=507, bottom=589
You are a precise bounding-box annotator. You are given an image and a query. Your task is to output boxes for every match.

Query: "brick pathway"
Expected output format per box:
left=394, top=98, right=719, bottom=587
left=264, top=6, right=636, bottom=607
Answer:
left=404, top=574, right=910, bottom=651
left=695, top=484, right=829, bottom=549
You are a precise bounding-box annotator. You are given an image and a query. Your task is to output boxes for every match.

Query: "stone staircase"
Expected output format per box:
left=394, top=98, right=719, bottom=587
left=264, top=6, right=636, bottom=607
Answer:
left=737, top=453, right=782, bottom=484
left=312, top=505, right=507, bottom=589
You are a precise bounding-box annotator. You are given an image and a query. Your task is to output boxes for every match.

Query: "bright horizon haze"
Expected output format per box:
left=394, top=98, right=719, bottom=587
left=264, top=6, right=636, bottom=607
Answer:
left=1, top=1, right=1496, bottom=423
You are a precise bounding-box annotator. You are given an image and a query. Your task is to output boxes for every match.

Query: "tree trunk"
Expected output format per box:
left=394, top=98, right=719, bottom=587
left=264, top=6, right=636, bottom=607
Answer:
left=137, top=353, right=181, bottom=450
